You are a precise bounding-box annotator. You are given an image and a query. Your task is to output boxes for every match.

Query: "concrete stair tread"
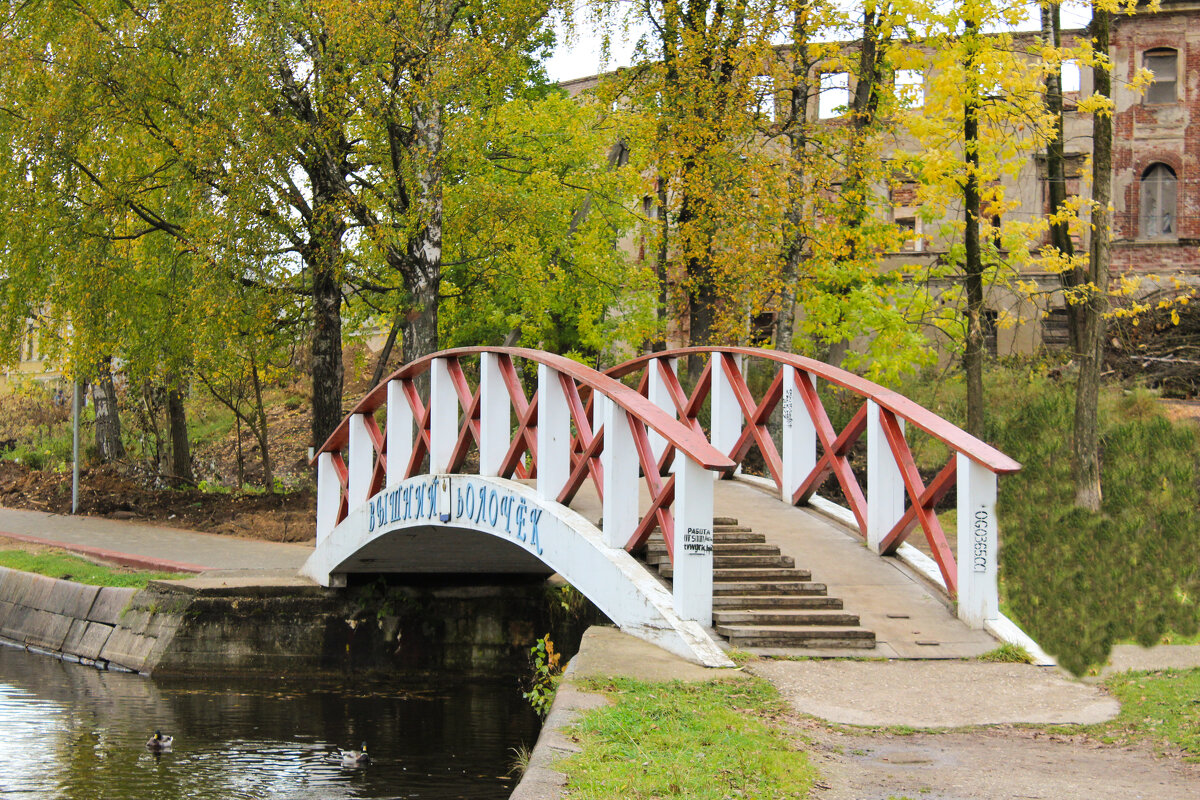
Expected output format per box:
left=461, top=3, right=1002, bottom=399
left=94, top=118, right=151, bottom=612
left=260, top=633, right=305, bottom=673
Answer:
left=645, top=542, right=779, bottom=555
left=712, top=581, right=827, bottom=595
left=711, top=595, right=843, bottom=609
left=721, top=629, right=877, bottom=649
left=712, top=610, right=860, bottom=626
left=658, top=567, right=812, bottom=580
left=712, top=567, right=811, bottom=580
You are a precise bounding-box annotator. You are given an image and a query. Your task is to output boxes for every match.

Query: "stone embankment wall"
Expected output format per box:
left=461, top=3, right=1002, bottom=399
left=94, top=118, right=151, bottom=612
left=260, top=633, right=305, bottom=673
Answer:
left=0, top=567, right=598, bottom=676
left=0, top=567, right=153, bottom=671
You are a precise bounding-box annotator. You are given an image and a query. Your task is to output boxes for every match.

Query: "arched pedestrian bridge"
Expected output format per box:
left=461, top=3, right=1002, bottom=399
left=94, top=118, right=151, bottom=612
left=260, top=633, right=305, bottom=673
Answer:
left=301, top=347, right=1020, bottom=667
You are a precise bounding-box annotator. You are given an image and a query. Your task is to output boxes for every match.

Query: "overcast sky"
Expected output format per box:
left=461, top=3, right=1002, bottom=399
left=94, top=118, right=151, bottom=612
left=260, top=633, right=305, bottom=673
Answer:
left=543, top=2, right=1095, bottom=84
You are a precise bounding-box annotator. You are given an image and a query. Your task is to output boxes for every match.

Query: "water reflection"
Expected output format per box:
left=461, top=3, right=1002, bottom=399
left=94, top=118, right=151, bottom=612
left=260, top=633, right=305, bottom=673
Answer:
left=0, top=644, right=540, bottom=799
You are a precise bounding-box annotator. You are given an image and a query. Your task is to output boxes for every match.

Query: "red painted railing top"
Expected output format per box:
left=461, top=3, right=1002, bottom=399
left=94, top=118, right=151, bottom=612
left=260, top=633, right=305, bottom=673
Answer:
left=313, top=346, right=735, bottom=471
left=606, top=346, right=1020, bottom=475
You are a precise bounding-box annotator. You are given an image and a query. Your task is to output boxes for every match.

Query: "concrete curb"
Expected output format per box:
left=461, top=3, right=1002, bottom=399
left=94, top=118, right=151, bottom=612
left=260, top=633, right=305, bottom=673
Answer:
left=0, top=529, right=207, bottom=573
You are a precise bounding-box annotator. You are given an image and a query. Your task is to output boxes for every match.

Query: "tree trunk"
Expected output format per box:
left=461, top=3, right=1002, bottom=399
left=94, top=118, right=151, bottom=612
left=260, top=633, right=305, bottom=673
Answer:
left=825, top=5, right=886, bottom=368
left=777, top=5, right=814, bottom=354
left=1041, top=2, right=1085, bottom=354
left=310, top=248, right=344, bottom=451
left=1074, top=5, right=1112, bottom=511
left=92, top=356, right=125, bottom=462
left=250, top=350, right=273, bottom=491
left=402, top=95, right=444, bottom=364
left=653, top=175, right=669, bottom=352
left=166, top=383, right=192, bottom=483
left=963, top=16, right=986, bottom=439
left=369, top=310, right=403, bottom=390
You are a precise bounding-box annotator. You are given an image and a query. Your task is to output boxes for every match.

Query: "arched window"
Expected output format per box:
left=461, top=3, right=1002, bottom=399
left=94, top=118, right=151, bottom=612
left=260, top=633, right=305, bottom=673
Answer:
left=1144, top=49, right=1178, bottom=104
left=1140, top=164, right=1178, bottom=240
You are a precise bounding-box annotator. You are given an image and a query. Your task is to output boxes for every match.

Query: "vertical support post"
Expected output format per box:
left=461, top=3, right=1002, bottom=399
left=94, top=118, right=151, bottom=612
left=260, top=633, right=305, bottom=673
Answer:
left=316, top=452, right=339, bottom=544
left=429, top=357, right=457, bottom=473
left=601, top=404, right=639, bottom=548
left=479, top=353, right=510, bottom=476
left=71, top=382, right=81, bottom=514
left=673, top=455, right=714, bottom=626
left=781, top=366, right=816, bottom=504
left=386, top=380, right=412, bottom=486
left=866, top=400, right=905, bottom=552
left=348, top=413, right=373, bottom=509
left=537, top=364, right=570, bottom=499
left=647, top=357, right=678, bottom=461
left=957, top=453, right=999, bottom=628
left=710, top=353, right=743, bottom=464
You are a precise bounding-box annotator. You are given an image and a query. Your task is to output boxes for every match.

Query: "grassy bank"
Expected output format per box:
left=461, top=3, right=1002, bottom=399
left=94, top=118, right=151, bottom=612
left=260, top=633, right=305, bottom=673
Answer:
left=559, top=676, right=815, bottom=799
left=1059, top=668, right=1200, bottom=762
left=0, top=549, right=184, bottom=588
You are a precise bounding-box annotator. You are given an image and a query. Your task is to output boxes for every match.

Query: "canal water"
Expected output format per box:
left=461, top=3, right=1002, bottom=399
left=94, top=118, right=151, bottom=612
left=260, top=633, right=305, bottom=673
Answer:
left=0, top=644, right=541, bottom=799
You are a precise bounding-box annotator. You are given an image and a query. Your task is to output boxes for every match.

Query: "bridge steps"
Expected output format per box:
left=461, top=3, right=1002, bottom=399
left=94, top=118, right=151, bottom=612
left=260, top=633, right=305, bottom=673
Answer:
left=660, top=566, right=812, bottom=581
left=712, top=581, right=829, bottom=595
left=712, top=610, right=861, bottom=626
left=637, top=518, right=877, bottom=650
left=711, top=594, right=842, bottom=609
left=717, top=625, right=877, bottom=649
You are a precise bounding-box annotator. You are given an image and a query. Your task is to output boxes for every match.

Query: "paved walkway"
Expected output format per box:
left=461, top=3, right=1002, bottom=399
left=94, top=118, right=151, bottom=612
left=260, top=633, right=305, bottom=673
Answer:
left=0, top=506, right=312, bottom=577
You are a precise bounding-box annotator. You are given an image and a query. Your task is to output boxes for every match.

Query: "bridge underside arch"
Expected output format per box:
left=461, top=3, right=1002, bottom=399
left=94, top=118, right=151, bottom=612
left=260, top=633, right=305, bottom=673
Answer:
left=300, top=474, right=731, bottom=667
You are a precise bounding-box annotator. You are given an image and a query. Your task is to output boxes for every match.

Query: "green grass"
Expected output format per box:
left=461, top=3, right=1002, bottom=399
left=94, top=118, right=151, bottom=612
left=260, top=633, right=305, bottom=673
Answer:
left=977, top=643, right=1034, bottom=663
left=0, top=549, right=185, bottom=588
left=559, top=676, right=816, bottom=799
left=1081, top=668, right=1200, bottom=761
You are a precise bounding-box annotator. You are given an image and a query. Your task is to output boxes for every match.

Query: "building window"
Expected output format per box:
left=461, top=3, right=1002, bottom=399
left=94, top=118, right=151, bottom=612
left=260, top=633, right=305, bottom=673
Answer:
left=1061, top=60, right=1081, bottom=94
left=749, top=75, right=775, bottom=121
left=895, top=70, right=923, bottom=108
left=895, top=216, right=923, bottom=252
left=983, top=309, right=999, bottom=357
left=1042, top=308, right=1071, bottom=350
left=1144, top=49, right=1178, bottom=104
left=1140, top=163, right=1178, bottom=240
left=819, top=72, right=849, bottom=119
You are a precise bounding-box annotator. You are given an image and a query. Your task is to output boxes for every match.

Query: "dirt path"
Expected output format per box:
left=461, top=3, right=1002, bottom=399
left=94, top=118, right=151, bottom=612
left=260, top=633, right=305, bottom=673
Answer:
left=803, top=723, right=1200, bottom=800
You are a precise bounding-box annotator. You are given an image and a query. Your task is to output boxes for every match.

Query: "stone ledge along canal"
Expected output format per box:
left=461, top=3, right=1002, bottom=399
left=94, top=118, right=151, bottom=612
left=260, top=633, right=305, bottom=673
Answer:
left=0, top=642, right=540, bottom=799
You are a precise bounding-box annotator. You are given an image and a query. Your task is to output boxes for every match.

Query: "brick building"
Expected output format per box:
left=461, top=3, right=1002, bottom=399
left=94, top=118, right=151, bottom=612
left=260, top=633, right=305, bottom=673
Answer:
left=562, top=3, right=1200, bottom=359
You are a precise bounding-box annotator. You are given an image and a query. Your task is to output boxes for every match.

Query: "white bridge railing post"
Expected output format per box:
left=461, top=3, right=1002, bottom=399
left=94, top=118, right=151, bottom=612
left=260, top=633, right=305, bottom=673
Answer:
left=348, top=413, right=373, bottom=510
left=957, top=453, right=999, bottom=628
left=537, top=364, right=570, bottom=499
left=673, top=454, right=714, bottom=626
left=711, top=353, right=743, bottom=467
left=316, top=451, right=339, bottom=544
left=430, top=357, right=456, bottom=473
left=866, top=400, right=905, bottom=553
left=601, top=403, right=639, bottom=549
left=647, top=357, right=678, bottom=462
left=386, top=379, right=413, bottom=486
left=782, top=366, right=816, bottom=504
left=479, top=352, right=510, bottom=476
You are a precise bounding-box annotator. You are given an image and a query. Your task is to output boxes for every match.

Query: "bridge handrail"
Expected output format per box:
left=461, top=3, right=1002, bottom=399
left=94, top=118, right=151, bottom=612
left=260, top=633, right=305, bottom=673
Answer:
left=604, top=346, right=1019, bottom=628
left=314, top=346, right=734, bottom=471
left=605, top=346, right=1019, bottom=475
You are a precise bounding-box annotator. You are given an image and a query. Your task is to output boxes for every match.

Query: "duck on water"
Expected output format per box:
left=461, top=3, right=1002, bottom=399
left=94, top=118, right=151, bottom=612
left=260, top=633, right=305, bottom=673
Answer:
left=146, top=731, right=173, bottom=752
left=337, top=743, right=370, bottom=767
